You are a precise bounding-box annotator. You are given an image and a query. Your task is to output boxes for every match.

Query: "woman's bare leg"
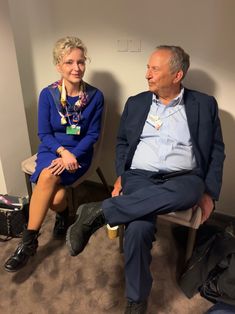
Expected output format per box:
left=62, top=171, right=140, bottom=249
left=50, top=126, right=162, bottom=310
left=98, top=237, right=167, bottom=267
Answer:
left=50, top=186, right=67, bottom=213
left=4, top=169, right=67, bottom=272
left=27, top=168, right=61, bottom=230
left=51, top=185, right=69, bottom=238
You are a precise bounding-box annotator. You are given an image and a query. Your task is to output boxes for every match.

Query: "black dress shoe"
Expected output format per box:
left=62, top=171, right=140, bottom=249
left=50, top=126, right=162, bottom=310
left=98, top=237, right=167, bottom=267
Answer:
left=66, top=202, right=105, bottom=256
left=53, top=208, right=69, bottom=239
left=4, top=230, right=39, bottom=272
left=124, top=300, right=148, bottom=314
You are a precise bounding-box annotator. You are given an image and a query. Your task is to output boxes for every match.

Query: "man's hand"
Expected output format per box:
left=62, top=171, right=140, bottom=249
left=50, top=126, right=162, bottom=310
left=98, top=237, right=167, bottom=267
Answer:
left=112, top=176, right=122, bottom=197
left=198, top=193, right=215, bottom=224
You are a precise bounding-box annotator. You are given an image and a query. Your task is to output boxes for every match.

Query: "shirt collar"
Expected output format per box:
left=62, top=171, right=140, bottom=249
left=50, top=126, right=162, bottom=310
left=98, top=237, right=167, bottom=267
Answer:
left=153, top=87, right=185, bottom=107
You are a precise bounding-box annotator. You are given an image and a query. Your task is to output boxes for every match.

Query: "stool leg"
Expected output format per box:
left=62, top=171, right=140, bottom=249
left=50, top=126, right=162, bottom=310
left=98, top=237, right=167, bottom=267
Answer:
left=185, top=228, right=197, bottom=262
left=25, top=173, right=33, bottom=200
left=119, top=225, right=124, bottom=253
left=96, top=167, right=111, bottom=195
left=66, top=187, right=74, bottom=217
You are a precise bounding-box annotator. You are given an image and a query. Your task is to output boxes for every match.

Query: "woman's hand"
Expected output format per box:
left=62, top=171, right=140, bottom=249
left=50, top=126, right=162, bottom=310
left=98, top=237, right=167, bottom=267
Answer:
left=48, top=158, right=66, bottom=175
left=112, top=176, right=122, bottom=197
left=60, top=149, right=79, bottom=172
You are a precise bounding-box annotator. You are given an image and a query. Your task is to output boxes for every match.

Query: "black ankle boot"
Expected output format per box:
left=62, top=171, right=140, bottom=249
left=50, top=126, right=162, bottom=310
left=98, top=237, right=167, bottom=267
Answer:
left=66, top=202, right=105, bottom=256
left=53, top=207, right=69, bottom=239
left=4, top=229, right=39, bottom=272
left=124, top=300, right=148, bottom=314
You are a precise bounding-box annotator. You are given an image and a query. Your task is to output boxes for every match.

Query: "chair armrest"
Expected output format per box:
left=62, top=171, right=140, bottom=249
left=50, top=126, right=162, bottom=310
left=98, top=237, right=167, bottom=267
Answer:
left=159, top=207, right=202, bottom=229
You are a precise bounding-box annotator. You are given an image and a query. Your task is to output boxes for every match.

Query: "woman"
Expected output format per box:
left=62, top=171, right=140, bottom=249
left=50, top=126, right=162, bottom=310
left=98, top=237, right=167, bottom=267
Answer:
left=4, top=36, right=104, bottom=272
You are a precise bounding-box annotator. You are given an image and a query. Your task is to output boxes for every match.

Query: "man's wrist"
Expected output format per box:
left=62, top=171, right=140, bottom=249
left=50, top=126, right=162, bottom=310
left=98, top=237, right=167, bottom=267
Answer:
left=207, top=193, right=216, bottom=211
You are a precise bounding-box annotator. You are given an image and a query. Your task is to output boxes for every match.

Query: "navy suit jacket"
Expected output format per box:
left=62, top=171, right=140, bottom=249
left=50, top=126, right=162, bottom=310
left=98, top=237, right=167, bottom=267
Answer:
left=115, top=88, right=225, bottom=201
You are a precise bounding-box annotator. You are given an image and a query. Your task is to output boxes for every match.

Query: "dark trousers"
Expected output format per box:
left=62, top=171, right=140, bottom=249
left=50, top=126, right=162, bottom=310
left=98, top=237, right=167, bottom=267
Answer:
left=102, top=169, right=205, bottom=302
left=206, top=302, right=235, bottom=314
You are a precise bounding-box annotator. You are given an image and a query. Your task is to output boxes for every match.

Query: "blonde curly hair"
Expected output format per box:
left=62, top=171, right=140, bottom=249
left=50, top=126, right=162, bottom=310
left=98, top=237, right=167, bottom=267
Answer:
left=53, top=36, right=88, bottom=65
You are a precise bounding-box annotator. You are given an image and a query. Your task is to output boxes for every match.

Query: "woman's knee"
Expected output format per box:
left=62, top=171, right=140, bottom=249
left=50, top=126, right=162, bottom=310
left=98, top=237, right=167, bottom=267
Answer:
left=38, top=168, right=60, bottom=186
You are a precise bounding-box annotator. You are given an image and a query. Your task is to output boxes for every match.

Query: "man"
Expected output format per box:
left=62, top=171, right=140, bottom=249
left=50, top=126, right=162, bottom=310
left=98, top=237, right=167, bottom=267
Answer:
left=66, top=46, right=225, bottom=314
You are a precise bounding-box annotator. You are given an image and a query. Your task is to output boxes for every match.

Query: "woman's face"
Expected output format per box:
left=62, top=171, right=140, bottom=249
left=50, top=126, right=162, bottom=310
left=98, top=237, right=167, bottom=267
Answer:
left=56, top=48, right=86, bottom=86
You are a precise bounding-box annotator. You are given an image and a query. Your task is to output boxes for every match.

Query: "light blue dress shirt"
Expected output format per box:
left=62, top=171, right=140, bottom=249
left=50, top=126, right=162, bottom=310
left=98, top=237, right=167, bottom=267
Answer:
left=131, top=88, right=197, bottom=172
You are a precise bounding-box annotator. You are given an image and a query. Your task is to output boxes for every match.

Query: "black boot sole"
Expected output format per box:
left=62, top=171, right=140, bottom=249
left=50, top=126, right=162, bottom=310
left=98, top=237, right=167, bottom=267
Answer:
left=66, top=202, right=104, bottom=257
left=4, top=253, right=36, bottom=273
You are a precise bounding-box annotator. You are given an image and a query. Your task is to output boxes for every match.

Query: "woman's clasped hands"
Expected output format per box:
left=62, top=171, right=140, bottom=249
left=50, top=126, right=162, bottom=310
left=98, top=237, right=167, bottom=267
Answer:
left=48, top=150, right=80, bottom=175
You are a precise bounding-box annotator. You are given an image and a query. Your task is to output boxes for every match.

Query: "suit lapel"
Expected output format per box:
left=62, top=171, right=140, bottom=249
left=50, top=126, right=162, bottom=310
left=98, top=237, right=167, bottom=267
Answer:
left=135, top=92, right=153, bottom=140
left=133, top=90, right=200, bottom=142
left=184, top=89, right=199, bottom=141
left=126, top=92, right=152, bottom=169
left=137, top=90, right=199, bottom=138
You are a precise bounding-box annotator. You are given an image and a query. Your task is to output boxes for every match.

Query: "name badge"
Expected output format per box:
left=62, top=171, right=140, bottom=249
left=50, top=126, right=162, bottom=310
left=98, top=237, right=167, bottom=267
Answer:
left=147, top=114, right=163, bottom=130
left=66, top=126, right=81, bottom=135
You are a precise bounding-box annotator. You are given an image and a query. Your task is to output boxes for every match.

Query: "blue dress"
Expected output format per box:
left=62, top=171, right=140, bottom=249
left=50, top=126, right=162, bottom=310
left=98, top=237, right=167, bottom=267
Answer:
left=30, top=81, right=104, bottom=186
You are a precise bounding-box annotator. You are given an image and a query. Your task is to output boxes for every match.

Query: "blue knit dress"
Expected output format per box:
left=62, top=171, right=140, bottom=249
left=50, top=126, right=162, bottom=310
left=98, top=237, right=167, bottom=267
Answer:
left=30, top=81, right=104, bottom=186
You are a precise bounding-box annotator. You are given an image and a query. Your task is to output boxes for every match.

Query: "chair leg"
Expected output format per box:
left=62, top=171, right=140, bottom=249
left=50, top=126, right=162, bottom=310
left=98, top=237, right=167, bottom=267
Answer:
left=25, top=173, right=33, bottom=200
left=96, top=167, right=111, bottom=195
left=67, top=187, right=75, bottom=217
left=119, top=225, right=124, bottom=253
left=185, top=228, right=197, bottom=262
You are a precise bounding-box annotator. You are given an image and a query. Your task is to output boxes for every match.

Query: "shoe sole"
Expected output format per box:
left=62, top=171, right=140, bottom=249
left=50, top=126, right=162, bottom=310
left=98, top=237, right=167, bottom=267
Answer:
left=4, top=265, right=28, bottom=273
left=4, top=253, right=36, bottom=273
left=4, top=266, right=21, bottom=273
left=66, top=205, right=84, bottom=256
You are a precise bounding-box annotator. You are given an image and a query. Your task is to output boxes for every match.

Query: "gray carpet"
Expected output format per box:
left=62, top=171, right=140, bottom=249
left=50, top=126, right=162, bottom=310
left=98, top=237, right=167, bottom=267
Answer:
left=0, top=182, right=212, bottom=314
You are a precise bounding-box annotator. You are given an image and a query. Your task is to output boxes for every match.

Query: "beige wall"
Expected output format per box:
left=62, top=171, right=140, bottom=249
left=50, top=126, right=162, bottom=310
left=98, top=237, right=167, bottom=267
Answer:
left=8, top=0, right=235, bottom=215
left=0, top=0, right=31, bottom=196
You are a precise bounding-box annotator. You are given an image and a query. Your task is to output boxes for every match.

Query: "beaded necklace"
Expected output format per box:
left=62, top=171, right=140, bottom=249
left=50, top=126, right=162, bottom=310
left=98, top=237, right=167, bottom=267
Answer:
left=52, top=79, right=88, bottom=127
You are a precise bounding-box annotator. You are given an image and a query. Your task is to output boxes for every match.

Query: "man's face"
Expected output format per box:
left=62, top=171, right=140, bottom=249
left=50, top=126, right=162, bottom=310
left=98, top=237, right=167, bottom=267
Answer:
left=145, top=49, right=181, bottom=95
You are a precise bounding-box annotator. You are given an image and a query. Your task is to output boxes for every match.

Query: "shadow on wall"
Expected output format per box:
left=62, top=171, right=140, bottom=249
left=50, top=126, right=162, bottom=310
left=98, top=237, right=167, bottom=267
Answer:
left=9, top=4, right=39, bottom=154
left=185, top=68, right=235, bottom=214
left=89, top=71, right=121, bottom=183
left=184, top=68, right=216, bottom=95
left=219, top=110, right=235, bottom=214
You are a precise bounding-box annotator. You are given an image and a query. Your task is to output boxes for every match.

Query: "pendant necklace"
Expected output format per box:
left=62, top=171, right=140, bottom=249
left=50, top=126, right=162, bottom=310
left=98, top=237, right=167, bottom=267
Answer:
left=57, top=79, right=87, bottom=126
left=65, top=102, right=80, bottom=128
left=59, top=113, right=67, bottom=125
left=153, top=96, right=183, bottom=130
left=149, top=104, right=183, bottom=130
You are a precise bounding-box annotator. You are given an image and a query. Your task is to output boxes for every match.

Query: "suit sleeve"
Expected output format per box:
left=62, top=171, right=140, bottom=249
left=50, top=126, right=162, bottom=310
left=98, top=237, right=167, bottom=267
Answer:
left=204, top=97, right=225, bottom=200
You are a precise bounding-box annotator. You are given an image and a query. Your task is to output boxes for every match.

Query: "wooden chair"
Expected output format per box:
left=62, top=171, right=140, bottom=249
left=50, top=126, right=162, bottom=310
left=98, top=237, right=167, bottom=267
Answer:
left=21, top=102, right=110, bottom=214
left=118, top=207, right=202, bottom=262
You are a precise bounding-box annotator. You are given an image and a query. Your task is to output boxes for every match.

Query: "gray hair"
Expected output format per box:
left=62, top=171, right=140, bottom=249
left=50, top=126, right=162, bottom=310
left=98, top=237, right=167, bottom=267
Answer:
left=53, top=36, right=88, bottom=65
left=156, top=45, right=190, bottom=79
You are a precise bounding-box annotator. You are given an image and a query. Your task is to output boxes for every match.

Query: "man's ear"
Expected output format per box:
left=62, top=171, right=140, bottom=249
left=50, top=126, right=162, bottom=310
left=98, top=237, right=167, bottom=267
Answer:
left=173, top=70, right=184, bottom=83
